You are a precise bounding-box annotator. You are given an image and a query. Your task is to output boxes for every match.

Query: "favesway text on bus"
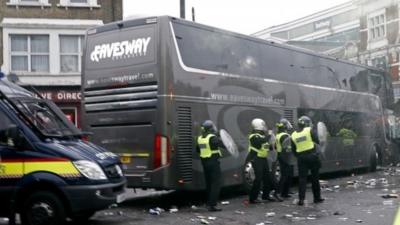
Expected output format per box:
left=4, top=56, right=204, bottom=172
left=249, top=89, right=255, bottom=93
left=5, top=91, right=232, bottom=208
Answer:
left=86, top=72, right=155, bottom=86
left=210, top=93, right=285, bottom=106
left=90, top=37, right=151, bottom=62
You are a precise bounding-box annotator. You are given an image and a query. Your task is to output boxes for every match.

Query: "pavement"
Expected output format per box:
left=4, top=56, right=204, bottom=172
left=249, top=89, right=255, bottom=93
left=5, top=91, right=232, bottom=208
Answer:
left=2, top=167, right=400, bottom=225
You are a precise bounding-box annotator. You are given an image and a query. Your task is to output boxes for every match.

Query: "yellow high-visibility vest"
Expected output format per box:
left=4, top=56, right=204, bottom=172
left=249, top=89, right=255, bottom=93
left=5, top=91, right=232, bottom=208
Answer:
left=291, top=127, right=314, bottom=153
left=248, top=133, right=269, bottom=158
left=197, top=134, right=222, bottom=158
left=276, top=132, right=290, bottom=153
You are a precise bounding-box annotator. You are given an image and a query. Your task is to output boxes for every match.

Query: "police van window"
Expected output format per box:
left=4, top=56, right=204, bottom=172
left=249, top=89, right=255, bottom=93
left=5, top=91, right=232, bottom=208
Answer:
left=14, top=100, right=74, bottom=137
left=0, top=110, right=17, bottom=146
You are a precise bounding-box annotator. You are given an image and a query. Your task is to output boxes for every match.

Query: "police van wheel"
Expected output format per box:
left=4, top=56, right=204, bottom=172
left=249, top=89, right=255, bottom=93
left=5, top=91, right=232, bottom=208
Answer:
left=21, top=191, right=66, bottom=225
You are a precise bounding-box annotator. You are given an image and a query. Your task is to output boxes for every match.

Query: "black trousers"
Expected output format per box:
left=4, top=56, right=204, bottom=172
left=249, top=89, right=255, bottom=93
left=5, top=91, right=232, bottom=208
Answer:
left=297, top=152, right=322, bottom=201
left=249, top=157, right=276, bottom=201
left=201, top=158, right=221, bottom=207
left=278, top=157, right=294, bottom=196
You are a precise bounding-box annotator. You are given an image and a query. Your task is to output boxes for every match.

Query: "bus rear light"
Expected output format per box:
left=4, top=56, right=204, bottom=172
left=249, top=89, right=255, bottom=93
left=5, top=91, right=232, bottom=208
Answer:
left=154, top=134, right=170, bottom=169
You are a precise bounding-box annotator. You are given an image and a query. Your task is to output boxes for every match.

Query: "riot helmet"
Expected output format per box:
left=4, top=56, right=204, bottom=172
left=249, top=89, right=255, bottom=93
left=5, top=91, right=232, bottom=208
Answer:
left=276, top=118, right=293, bottom=131
left=251, top=118, right=267, bottom=132
left=298, top=116, right=312, bottom=128
left=201, top=120, right=217, bottom=134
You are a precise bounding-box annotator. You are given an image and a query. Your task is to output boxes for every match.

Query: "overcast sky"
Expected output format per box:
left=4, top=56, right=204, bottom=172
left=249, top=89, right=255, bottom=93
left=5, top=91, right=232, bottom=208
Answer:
left=123, top=0, right=350, bottom=35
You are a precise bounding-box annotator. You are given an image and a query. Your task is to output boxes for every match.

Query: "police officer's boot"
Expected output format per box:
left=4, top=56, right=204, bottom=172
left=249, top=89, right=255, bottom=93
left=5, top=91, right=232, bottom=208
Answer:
left=273, top=192, right=283, bottom=202
left=314, top=198, right=325, bottom=204
left=208, top=206, right=222, bottom=212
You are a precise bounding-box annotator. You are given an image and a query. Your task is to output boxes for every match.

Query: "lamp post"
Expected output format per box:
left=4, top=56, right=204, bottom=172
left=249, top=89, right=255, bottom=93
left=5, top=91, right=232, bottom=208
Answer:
left=180, top=0, right=185, bottom=19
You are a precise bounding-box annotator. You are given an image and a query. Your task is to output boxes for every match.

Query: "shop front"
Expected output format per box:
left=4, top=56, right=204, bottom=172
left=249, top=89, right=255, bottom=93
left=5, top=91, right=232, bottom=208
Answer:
left=31, top=86, right=82, bottom=128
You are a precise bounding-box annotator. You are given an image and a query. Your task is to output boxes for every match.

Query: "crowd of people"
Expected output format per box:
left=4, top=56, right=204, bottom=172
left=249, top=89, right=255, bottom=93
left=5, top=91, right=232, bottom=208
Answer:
left=196, top=116, right=324, bottom=211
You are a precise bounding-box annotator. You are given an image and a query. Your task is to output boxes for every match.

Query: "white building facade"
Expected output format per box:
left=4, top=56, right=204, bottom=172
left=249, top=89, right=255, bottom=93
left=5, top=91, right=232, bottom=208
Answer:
left=253, top=0, right=400, bottom=102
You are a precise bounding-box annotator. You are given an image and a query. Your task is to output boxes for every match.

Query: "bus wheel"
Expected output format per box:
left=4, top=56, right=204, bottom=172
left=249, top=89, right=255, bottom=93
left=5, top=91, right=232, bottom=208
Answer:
left=369, top=147, right=378, bottom=172
left=242, top=160, right=255, bottom=193
left=21, top=191, right=66, bottom=225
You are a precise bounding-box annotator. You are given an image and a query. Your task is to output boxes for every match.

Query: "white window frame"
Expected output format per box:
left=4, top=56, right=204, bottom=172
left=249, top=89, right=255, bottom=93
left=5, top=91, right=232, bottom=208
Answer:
left=58, top=0, right=100, bottom=8
left=10, top=34, right=50, bottom=73
left=367, top=9, right=386, bottom=41
left=59, top=35, right=84, bottom=73
left=7, top=0, right=51, bottom=7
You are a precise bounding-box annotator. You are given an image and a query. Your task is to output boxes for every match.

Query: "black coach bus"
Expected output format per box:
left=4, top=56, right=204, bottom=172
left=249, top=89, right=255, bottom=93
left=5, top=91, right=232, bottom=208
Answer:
left=82, top=16, right=393, bottom=190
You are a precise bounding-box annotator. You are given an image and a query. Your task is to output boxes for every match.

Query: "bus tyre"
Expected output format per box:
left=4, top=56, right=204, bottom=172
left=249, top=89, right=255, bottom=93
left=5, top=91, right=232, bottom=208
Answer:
left=21, top=191, right=66, bottom=225
left=242, top=159, right=255, bottom=194
left=369, top=149, right=378, bottom=172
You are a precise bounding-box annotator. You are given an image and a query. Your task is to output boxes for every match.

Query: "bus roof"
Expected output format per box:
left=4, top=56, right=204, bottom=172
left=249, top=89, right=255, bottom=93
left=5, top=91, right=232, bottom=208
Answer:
left=87, top=15, right=387, bottom=75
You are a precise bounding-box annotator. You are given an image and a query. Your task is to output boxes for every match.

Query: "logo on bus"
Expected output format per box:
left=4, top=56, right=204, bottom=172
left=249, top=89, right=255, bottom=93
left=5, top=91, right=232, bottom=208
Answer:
left=90, top=37, right=151, bottom=62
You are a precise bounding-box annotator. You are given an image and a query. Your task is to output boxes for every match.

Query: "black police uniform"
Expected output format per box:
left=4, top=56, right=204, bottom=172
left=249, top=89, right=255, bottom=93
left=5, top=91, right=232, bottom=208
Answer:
left=197, top=132, right=223, bottom=211
left=291, top=127, right=323, bottom=205
left=248, top=131, right=279, bottom=203
left=276, top=131, right=294, bottom=198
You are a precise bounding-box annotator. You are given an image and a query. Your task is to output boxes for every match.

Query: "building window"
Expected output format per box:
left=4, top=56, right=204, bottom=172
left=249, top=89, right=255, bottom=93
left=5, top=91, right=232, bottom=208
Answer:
left=58, top=0, right=99, bottom=8
left=10, top=35, right=49, bottom=72
left=7, top=0, right=50, bottom=6
left=60, top=35, right=84, bottom=73
left=368, top=13, right=386, bottom=40
left=371, top=56, right=387, bottom=69
left=394, top=87, right=400, bottom=99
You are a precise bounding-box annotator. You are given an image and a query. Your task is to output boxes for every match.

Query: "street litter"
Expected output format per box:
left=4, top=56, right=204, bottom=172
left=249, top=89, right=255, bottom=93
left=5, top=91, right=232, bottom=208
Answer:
left=169, top=207, right=179, bottom=213
left=235, top=210, right=245, bottom=215
left=333, top=211, right=345, bottom=216
left=292, top=217, right=306, bottom=221
left=109, top=204, right=118, bottom=208
left=307, top=216, right=316, bottom=220
left=191, top=205, right=198, bottom=210
left=319, top=180, right=328, bottom=187
left=265, top=212, right=276, bottom=217
left=356, top=219, right=363, bottom=223
left=256, top=222, right=272, bottom=225
left=334, top=185, right=340, bottom=189
left=200, top=218, right=209, bottom=224
left=208, top=217, right=216, bottom=221
left=383, top=200, right=394, bottom=205
left=380, top=194, right=398, bottom=198
left=149, top=208, right=161, bottom=215
left=285, top=214, right=293, bottom=218
left=197, top=216, right=206, bottom=219
left=104, top=211, right=114, bottom=216
left=221, top=201, right=230, bottom=205
left=338, top=217, right=348, bottom=221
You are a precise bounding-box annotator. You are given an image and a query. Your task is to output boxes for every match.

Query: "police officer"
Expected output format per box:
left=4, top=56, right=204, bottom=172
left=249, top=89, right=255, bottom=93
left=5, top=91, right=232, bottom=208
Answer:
left=276, top=118, right=294, bottom=198
left=248, top=118, right=282, bottom=204
left=197, top=120, right=223, bottom=211
left=291, top=116, right=324, bottom=206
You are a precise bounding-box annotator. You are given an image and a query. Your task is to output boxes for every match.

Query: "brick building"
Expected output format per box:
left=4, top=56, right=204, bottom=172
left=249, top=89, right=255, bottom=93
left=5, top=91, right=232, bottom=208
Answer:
left=0, top=0, right=122, bottom=127
left=253, top=0, right=400, bottom=103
